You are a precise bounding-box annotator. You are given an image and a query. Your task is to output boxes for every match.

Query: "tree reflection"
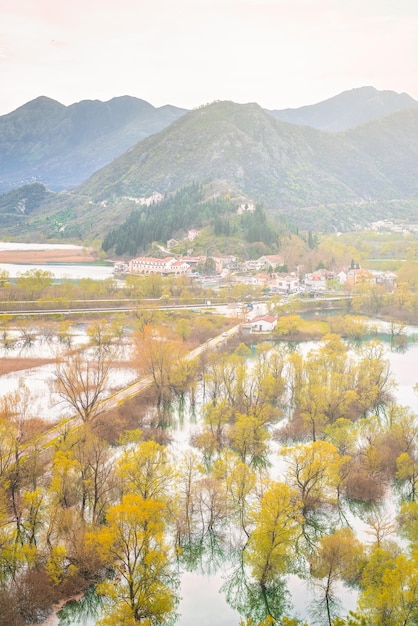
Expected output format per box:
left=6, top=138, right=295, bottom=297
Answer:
left=221, top=550, right=290, bottom=623
left=177, top=529, right=227, bottom=575
left=57, top=585, right=103, bottom=625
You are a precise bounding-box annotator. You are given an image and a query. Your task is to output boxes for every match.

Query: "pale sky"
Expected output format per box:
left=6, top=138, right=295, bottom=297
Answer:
left=1, top=0, right=417, bottom=115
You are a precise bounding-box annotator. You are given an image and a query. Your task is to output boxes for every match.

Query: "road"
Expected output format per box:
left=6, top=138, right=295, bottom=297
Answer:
left=6, top=324, right=241, bottom=465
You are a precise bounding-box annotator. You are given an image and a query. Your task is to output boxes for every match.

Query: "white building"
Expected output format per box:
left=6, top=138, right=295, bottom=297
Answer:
left=250, top=315, right=277, bottom=332
left=129, top=256, right=190, bottom=275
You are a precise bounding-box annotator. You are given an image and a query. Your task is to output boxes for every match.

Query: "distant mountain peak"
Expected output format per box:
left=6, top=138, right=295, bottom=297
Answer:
left=268, top=86, right=418, bottom=131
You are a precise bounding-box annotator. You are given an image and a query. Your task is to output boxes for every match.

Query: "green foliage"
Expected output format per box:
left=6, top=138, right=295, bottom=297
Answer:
left=0, top=183, right=52, bottom=214
left=240, top=207, right=278, bottom=246
left=101, top=183, right=236, bottom=255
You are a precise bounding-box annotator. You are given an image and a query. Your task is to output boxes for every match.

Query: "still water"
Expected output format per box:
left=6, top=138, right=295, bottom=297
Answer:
left=0, top=261, right=114, bottom=280
left=46, top=335, right=418, bottom=626
left=1, top=297, right=416, bottom=624
left=0, top=241, right=114, bottom=280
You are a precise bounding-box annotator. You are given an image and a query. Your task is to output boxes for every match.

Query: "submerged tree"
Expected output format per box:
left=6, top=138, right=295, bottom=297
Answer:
left=53, top=348, right=113, bottom=423
left=91, top=494, right=178, bottom=625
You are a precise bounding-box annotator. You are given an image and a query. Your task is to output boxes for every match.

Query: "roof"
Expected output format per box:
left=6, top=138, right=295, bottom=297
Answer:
left=251, top=315, right=277, bottom=323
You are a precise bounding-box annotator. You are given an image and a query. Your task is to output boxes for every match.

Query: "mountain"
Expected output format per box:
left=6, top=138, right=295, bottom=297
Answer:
left=267, top=86, right=418, bottom=131
left=78, top=101, right=418, bottom=205
left=1, top=100, right=418, bottom=239
left=1, top=87, right=416, bottom=196
left=0, top=96, right=187, bottom=192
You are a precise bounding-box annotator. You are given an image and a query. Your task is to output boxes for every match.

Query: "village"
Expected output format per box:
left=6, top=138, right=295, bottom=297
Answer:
left=113, top=228, right=397, bottom=296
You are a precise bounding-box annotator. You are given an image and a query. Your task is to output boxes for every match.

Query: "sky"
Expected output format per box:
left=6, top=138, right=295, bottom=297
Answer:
left=1, top=0, right=418, bottom=115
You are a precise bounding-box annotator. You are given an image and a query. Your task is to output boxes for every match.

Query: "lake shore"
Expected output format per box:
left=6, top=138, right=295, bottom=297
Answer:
left=0, top=248, right=98, bottom=264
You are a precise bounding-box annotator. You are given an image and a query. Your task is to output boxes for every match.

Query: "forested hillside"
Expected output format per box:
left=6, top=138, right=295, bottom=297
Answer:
left=1, top=100, right=418, bottom=241
left=101, top=184, right=280, bottom=256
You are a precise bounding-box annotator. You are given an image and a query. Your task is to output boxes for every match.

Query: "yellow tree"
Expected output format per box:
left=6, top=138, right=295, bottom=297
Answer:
left=310, top=528, right=366, bottom=626
left=396, top=451, right=418, bottom=501
left=70, top=426, right=116, bottom=524
left=355, top=341, right=394, bottom=416
left=172, top=450, right=204, bottom=541
left=212, top=451, right=257, bottom=537
left=91, top=494, right=178, bottom=625
left=117, top=440, right=174, bottom=502
left=357, top=546, right=418, bottom=626
left=229, top=413, right=270, bottom=467
left=280, top=441, right=349, bottom=514
left=245, top=482, right=302, bottom=589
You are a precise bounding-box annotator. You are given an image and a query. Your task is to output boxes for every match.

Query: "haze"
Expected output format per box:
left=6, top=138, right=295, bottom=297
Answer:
left=1, top=0, right=418, bottom=114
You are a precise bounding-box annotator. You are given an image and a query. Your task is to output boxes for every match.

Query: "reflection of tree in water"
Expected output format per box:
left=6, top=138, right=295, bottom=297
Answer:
left=178, top=533, right=291, bottom=623
left=221, top=550, right=290, bottom=623
left=57, top=585, right=103, bottom=625
left=177, top=529, right=227, bottom=575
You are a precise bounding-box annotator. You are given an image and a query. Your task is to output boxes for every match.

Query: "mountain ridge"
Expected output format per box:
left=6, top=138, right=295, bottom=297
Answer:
left=1, top=100, right=416, bottom=240
left=0, top=95, right=187, bottom=192
left=268, top=85, right=418, bottom=131
left=1, top=86, right=417, bottom=193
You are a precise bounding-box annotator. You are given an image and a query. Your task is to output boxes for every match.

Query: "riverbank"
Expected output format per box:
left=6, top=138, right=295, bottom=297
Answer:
left=0, top=248, right=97, bottom=264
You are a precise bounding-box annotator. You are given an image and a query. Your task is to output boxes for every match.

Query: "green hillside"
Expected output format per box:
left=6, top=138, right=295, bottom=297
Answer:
left=1, top=101, right=418, bottom=241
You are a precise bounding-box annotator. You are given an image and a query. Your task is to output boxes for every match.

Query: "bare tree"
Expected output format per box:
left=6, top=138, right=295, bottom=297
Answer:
left=53, top=348, right=113, bottom=423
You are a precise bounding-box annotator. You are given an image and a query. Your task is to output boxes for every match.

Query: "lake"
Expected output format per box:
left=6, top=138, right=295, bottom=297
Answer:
left=2, top=307, right=417, bottom=625
left=0, top=241, right=114, bottom=280
left=0, top=261, right=114, bottom=281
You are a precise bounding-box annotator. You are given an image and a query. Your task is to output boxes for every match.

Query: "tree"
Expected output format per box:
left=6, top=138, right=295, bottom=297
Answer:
left=16, top=269, right=53, bottom=300
left=357, top=546, right=418, bottom=626
left=229, top=413, right=270, bottom=467
left=117, top=440, right=174, bottom=502
left=53, top=347, right=113, bottom=423
left=91, top=494, right=178, bottom=625
left=245, top=482, right=302, bottom=589
left=280, top=441, right=349, bottom=514
left=69, top=426, right=116, bottom=524
left=310, top=528, right=366, bottom=626
left=132, top=325, right=186, bottom=411
left=212, top=451, right=257, bottom=537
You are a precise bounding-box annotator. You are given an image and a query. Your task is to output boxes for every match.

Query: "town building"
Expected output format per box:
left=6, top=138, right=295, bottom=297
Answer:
left=128, top=256, right=190, bottom=275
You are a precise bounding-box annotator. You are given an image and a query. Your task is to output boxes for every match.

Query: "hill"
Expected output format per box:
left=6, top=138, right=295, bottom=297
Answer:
left=1, top=101, right=418, bottom=240
left=1, top=86, right=416, bottom=196
left=267, top=86, right=418, bottom=131
left=0, top=95, right=187, bottom=192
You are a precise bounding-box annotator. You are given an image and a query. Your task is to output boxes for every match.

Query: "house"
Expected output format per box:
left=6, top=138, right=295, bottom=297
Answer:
left=270, top=273, right=300, bottom=294
left=243, top=259, right=267, bottom=272
left=182, top=256, right=204, bottom=269
left=187, top=229, right=200, bottom=241
left=370, top=270, right=397, bottom=288
left=170, top=260, right=191, bottom=275
left=258, top=255, right=284, bottom=269
left=236, top=202, right=256, bottom=214
left=253, top=273, right=270, bottom=285
left=129, top=256, right=190, bottom=275
left=304, top=271, right=328, bottom=292
left=337, top=270, right=348, bottom=285
left=346, top=268, right=373, bottom=286
left=243, top=255, right=284, bottom=272
left=250, top=315, right=277, bottom=332
left=113, top=260, right=129, bottom=274
left=217, top=255, right=239, bottom=270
